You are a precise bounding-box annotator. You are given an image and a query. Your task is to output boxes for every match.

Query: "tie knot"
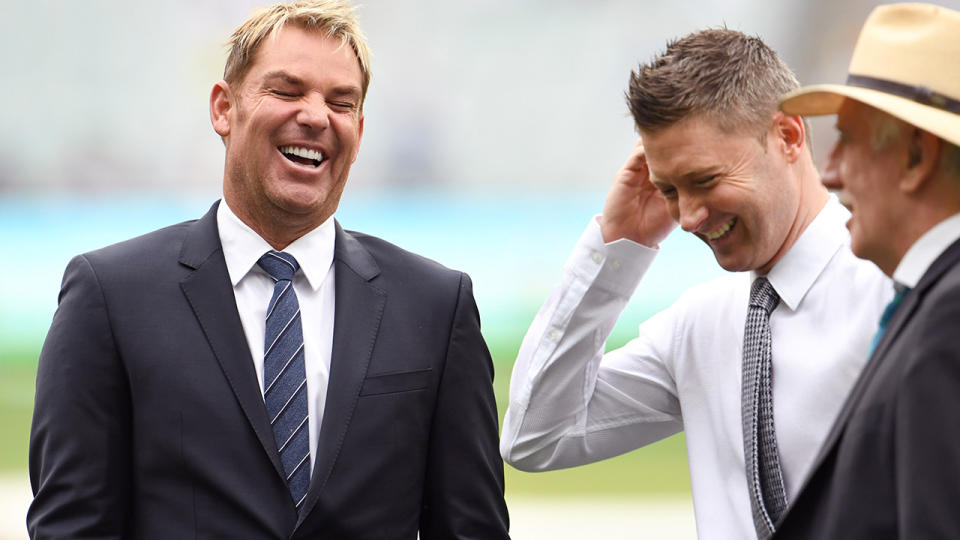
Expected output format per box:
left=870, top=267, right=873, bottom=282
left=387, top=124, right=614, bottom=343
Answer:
left=258, top=251, right=300, bottom=282
left=749, top=277, right=780, bottom=315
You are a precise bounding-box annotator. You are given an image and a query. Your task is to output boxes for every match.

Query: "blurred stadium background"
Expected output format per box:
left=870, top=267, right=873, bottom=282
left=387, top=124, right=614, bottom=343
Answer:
left=4, top=0, right=957, bottom=537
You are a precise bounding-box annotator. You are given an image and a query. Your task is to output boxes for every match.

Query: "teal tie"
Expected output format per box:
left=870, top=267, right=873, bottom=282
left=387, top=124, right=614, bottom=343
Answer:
left=869, top=285, right=910, bottom=354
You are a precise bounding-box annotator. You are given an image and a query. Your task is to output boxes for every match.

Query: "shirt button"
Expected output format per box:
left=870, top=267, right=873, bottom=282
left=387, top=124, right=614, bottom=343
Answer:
left=611, top=259, right=621, bottom=270
left=590, top=251, right=603, bottom=264
left=548, top=329, right=561, bottom=342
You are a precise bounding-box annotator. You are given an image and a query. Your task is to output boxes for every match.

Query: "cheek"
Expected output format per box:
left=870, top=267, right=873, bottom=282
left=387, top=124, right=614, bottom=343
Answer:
left=840, top=151, right=871, bottom=190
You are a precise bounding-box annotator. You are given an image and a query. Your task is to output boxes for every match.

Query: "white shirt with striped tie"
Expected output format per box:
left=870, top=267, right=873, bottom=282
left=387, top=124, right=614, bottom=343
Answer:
left=217, top=200, right=336, bottom=474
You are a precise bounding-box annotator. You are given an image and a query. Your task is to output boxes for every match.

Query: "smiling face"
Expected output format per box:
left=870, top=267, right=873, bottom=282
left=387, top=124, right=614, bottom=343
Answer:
left=821, top=100, right=906, bottom=274
left=211, top=24, right=364, bottom=246
left=644, top=115, right=803, bottom=274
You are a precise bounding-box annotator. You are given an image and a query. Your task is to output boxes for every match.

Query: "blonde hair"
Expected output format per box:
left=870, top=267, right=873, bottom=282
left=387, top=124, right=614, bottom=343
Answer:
left=224, top=0, right=371, bottom=104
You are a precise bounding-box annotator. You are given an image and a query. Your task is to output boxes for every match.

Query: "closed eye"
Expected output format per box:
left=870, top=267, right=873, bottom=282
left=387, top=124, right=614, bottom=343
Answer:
left=694, top=175, right=717, bottom=187
left=658, top=186, right=678, bottom=199
left=270, top=88, right=300, bottom=98
left=329, top=101, right=358, bottom=111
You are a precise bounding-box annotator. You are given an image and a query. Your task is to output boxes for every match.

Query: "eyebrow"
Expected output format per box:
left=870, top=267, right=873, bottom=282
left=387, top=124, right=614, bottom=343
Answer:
left=261, top=70, right=303, bottom=86
left=327, top=85, right=362, bottom=101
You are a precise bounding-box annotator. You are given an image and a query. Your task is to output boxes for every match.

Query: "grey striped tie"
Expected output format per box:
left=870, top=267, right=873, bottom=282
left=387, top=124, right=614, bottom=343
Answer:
left=742, top=277, right=787, bottom=539
left=258, top=251, right=310, bottom=510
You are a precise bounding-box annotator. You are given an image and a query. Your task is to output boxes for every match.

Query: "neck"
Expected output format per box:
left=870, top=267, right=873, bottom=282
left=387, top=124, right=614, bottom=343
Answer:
left=757, top=161, right=830, bottom=275
left=221, top=196, right=328, bottom=251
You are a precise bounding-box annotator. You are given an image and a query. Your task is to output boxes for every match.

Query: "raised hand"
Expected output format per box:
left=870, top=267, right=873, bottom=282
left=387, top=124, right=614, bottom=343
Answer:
left=599, top=140, right=677, bottom=247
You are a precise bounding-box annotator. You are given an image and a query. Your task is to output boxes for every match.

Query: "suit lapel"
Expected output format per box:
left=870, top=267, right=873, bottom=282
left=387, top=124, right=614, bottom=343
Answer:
left=298, top=223, right=386, bottom=524
left=800, top=238, right=960, bottom=493
left=178, top=201, right=286, bottom=481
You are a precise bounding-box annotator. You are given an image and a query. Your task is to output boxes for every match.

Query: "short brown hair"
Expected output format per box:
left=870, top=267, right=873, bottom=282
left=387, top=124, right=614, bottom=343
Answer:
left=223, top=0, right=372, bottom=105
left=627, top=28, right=800, bottom=136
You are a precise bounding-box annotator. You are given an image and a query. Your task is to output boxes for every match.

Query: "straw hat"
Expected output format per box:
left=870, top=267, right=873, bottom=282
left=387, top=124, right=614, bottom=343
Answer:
left=780, top=3, right=960, bottom=147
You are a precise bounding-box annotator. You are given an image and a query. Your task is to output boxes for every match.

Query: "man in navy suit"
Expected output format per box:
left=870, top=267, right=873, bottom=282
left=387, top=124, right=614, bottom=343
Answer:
left=775, top=3, right=960, bottom=537
left=27, top=1, right=509, bottom=538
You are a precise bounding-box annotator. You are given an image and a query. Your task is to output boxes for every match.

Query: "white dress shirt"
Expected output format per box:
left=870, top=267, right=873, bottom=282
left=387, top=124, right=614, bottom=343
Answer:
left=500, top=198, right=892, bottom=539
left=217, top=201, right=336, bottom=473
left=894, top=212, right=960, bottom=289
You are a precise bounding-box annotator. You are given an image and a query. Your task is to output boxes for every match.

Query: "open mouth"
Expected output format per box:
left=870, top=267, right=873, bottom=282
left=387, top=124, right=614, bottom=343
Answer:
left=279, top=145, right=325, bottom=168
left=704, top=217, right=737, bottom=241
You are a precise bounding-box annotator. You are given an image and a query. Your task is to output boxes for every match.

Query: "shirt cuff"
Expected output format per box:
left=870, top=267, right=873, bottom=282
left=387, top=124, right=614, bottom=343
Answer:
left=565, top=217, right=658, bottom=297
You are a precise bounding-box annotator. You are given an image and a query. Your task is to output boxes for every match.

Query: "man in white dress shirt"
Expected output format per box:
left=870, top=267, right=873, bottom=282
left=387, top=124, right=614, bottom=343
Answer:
left=500, top=28, right=890, bottom=539
left=775, top=4, right=960, bottom=537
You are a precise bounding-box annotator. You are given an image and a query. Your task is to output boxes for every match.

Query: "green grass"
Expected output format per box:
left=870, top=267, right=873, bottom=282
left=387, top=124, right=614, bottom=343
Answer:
left=504, top=435, right=689, bottom=496
left=0, top=361, right=36, bottom=473
left=2, top=336, right=692, bottom=496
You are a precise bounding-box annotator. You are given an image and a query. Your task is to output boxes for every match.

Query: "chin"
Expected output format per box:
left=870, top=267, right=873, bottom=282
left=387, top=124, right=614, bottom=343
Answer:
left=717, top=260, right=751, bottom=273
left=708, top=246, right=746, bottom=272
left=269, top=183, right=333, bottom=209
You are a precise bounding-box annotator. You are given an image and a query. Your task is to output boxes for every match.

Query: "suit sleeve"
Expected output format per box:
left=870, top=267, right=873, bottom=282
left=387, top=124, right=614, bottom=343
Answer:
left=895, top=286, right=960, bottom=537
left=28, top=255, right=132, bottom=539
left=419, top=273, right=510, bottom=539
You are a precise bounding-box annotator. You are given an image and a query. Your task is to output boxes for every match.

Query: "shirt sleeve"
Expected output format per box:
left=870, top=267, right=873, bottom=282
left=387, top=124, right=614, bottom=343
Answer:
left=500, top=218, right=684, bottom=471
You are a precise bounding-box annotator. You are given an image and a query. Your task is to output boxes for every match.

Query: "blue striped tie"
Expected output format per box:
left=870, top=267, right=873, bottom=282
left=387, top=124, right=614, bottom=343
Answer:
left=258, top=251, right=310, bottom=510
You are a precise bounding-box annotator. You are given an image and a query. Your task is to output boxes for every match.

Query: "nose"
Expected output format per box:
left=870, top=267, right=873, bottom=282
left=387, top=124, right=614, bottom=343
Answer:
left=677, top=193, right=708, bottom=233
left=821, top=143, right=844, bottom=192
left=296, top=95, right=331, bottom=130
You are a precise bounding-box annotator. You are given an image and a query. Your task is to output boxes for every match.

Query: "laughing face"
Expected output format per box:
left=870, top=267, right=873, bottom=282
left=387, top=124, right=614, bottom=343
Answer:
left=820, top=100, right=905, bottom=275
left=644, top=115, right=801, bottom=274
left=211, top=24, right=364, bottom=245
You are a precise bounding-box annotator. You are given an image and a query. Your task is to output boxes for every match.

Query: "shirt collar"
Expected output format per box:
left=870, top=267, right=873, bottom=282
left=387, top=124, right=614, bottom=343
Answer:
left=216, top=200, right=335, bottom=292
left=893, top=211, right=960, bottom=289
left=753, top=197, right=849, bottom=311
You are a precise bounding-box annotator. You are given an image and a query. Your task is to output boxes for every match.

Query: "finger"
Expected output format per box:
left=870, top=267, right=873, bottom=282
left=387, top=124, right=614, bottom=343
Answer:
left=617, top=155, right=650, bottom=189
left=621, top=139, right=647, bottom=172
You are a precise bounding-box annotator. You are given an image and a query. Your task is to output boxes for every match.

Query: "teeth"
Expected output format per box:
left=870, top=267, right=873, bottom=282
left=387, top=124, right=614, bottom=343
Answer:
left=705, top=218, right=736, bottom=240
left=279, top=145, right=324, bottom=163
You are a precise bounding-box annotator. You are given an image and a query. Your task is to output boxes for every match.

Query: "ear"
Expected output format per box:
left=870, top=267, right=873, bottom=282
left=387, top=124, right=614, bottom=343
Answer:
left=900, top=128, right=941, bottom=193
left=772, top=112, right=805, bottom=163
left=210, top=81, right=233, bottom=138
left=351, top=114, right=364, bottom=163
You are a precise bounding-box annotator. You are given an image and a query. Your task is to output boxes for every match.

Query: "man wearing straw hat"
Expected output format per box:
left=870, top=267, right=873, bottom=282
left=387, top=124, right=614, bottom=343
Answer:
left=775, top=3, right=960, bottom=537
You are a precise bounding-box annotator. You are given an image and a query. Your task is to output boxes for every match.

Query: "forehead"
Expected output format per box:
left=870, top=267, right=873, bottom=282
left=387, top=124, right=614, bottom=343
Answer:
left=643, top=116, right=760, bottom=182
left=245, top=25, right=362, bottom=85
left=836, top=99, right=872, bottom=129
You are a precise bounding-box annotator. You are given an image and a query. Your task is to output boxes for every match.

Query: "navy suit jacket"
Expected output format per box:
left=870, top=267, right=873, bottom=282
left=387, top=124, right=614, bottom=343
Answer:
left=28, top=202, right=510, bottom=539
left=775, top=238, right=960, bottom=538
